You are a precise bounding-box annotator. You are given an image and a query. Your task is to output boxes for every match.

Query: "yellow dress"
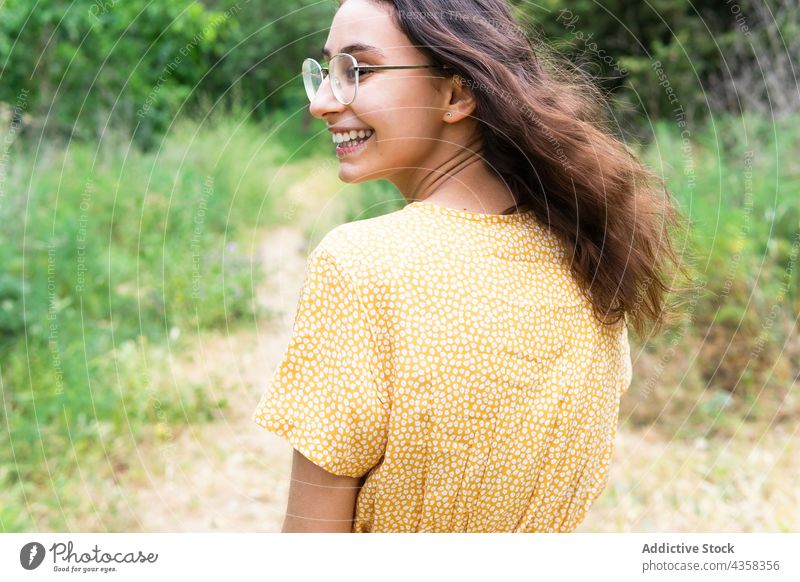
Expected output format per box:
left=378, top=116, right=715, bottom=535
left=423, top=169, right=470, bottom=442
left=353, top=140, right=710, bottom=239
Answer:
left=252, top=200, right=633, bottom=532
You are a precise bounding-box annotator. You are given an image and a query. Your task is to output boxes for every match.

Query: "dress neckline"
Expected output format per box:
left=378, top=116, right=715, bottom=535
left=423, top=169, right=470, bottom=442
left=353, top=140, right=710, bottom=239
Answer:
left=406, top=200, right=536, bottom=223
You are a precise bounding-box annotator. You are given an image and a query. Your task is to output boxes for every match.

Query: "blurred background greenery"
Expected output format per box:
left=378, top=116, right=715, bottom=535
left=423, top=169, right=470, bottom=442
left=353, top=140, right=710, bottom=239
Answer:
left=1, top=0, right=798, bottom=531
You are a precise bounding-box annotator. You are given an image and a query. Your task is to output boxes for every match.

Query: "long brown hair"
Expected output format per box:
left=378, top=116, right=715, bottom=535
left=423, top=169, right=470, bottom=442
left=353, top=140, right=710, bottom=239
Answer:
left=341, top=0, right=693, bottom=339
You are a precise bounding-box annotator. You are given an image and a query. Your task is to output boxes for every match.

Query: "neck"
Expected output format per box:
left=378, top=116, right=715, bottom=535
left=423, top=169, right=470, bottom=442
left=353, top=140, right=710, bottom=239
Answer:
left=390, top=136, right=519, bottom=214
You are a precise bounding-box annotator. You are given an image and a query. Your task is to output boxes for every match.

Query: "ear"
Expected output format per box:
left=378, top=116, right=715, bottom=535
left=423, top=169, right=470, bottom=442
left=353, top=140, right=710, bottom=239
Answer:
left=442, top=74, right=477, bottom=122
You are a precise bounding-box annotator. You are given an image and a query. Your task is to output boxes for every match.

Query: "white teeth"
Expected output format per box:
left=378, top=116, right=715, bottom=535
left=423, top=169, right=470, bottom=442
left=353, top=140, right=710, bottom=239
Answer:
left=331, top=129, right=373, bottom=144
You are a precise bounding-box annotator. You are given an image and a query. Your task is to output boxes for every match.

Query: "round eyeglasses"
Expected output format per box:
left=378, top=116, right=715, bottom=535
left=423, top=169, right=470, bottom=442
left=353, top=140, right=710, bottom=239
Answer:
left=302, top=53, right=450, bottom=105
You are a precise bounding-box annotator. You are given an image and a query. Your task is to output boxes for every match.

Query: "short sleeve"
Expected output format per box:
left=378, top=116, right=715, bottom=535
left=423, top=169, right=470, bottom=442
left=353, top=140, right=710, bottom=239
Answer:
left=252, top=247, right=391, bottom=478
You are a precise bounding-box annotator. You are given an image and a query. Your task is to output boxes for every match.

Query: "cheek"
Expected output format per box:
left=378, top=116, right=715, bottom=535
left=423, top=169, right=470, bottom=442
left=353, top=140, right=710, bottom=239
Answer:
left=359, top=79, right=441, bottom=139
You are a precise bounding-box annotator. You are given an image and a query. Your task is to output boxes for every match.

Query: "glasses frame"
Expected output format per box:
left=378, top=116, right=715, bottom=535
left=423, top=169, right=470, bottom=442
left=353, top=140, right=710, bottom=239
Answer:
left=303, top=53, right=452, bottom=105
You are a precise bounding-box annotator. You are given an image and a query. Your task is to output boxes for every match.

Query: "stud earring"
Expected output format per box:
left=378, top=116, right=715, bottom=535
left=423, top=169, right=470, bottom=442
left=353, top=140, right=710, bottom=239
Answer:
left=446, top=112, right=453, bottom=117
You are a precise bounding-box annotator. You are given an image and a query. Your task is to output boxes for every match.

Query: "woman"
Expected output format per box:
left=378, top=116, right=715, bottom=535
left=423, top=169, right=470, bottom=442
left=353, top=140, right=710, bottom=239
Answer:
left=253, top=0, right=688, bottom=532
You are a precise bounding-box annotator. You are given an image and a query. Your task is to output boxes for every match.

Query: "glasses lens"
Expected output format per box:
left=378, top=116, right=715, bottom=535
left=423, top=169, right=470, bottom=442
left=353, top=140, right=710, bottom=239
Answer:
left=330, top=54, right=357, bottom=105
left=302, top=58, right=323, bottom=102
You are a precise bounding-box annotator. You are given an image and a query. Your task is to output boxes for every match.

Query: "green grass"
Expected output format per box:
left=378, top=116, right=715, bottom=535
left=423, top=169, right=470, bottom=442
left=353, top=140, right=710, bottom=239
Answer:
left=0, top=105, right=304, bottom=530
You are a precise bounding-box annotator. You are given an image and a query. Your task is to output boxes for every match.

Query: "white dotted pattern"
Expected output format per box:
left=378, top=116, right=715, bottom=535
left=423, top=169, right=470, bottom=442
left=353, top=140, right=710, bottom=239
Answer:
left=253, top=200, right=633, bottom=532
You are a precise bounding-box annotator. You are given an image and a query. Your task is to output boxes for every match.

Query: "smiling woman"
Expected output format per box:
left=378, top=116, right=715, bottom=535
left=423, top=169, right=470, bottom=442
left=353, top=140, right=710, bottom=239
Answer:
left=252, top=0, right=690, bottom=533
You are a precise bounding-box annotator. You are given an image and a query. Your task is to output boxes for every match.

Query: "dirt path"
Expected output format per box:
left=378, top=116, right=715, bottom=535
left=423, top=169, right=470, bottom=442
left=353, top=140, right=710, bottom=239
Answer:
left=129, top=225, right=309, bottom=532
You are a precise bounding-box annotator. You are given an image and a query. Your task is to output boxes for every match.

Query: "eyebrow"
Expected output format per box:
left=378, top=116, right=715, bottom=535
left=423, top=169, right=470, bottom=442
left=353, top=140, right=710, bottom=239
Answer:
left=321, top=43, right=386, bottom=59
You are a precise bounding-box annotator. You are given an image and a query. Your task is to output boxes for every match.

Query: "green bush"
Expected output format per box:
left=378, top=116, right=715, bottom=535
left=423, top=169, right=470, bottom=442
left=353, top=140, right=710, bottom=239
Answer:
left=0, top=0, right=332, bottom=147
left=624, top=112, right=800, bottom=438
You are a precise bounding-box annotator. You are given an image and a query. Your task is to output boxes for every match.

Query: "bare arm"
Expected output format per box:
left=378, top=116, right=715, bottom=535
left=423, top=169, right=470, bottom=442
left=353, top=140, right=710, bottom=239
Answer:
left=281, top=449, right=366, bottom=533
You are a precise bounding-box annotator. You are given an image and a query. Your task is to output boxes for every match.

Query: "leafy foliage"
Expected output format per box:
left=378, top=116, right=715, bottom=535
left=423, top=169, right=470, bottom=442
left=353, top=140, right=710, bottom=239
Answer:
left=0, top=0, right=331, bottom=146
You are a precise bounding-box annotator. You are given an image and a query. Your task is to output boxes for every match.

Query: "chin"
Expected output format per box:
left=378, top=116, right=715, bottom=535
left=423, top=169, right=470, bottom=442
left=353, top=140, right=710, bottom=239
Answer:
left=338, top=165, right=383, bottom=184
left=336, top=168, right=360, bottom=184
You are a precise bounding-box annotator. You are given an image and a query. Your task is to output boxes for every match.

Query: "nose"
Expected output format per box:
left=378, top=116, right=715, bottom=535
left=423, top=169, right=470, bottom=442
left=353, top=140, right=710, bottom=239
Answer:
left=309, top=73, right=346, bottom=120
